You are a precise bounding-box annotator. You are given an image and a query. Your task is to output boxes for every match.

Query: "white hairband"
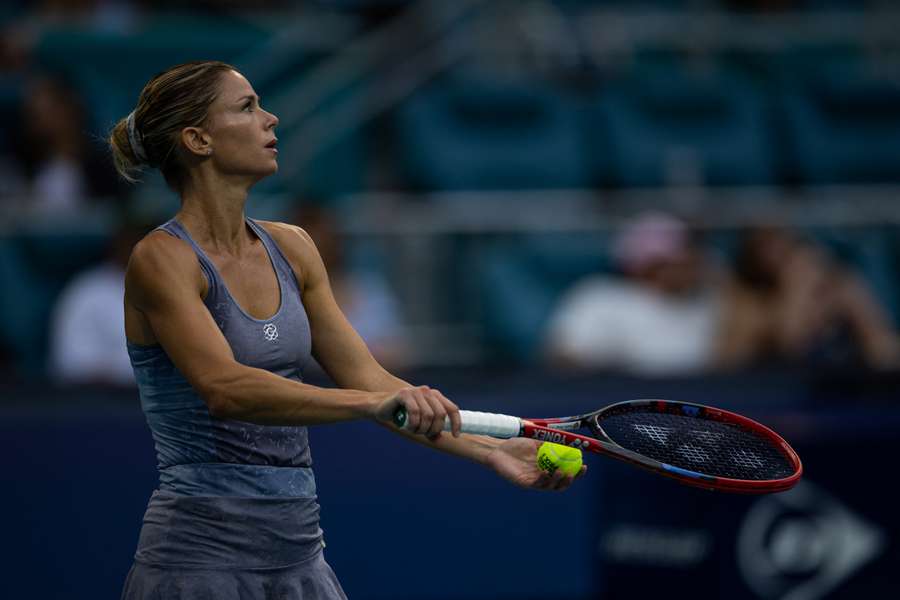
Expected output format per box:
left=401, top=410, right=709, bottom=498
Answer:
left=125, top=111, right=148, bottom=165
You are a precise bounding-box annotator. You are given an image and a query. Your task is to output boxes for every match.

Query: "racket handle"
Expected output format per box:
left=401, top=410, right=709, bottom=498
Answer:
left=392, top=408, right=522, bottom=439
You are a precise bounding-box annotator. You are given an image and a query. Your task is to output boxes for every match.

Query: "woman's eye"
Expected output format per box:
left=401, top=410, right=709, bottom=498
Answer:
left=244, top=103, right=254, bottom=112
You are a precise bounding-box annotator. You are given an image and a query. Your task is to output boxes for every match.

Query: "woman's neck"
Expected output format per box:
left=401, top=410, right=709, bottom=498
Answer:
left=177, top=177, right=253, bottom=256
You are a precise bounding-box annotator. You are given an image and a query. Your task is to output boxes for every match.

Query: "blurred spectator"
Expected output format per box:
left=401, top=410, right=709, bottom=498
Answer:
left=544, top=212, right=722, bottom=376
left=14, top=75, right=121, bottom=214
left=715, top=226, right=900, bottom=371
left=48, top=215, right=149, bottom=385
left=293, top=204, right=412, bottom=370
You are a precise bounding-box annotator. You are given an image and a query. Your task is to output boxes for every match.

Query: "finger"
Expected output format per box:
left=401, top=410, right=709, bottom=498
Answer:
left=431, top=389, right=454, bottom=439
left=532, top=467, right=566, bottom=492
left=548, top=469, right=569, bottom=491
left=553, top=473, right=575, bottom=492
left=574, top=465, right=588, bottom=480
left=434, top=390, right=461, bottom=437
left=422, top=387, right=448, bottom=439
left=413, top=388, right=435, bottom=436
left=402, top=391, right=421, bottom=433
left=532, top=470, right=556, bottom=490
left=541, top=472, right=566, bottom=491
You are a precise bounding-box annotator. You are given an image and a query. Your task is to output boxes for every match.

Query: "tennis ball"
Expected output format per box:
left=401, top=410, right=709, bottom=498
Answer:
left=537, top=442, right=582, bottom=477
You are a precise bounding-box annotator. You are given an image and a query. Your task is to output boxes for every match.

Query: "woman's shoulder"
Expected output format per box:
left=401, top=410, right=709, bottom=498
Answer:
left=255, top=219, right=315, bottom=250
left=256, top=219, right=320, bottom=258
left=126, top=229, right=205, bottom=298
left=130, top=228, right=197, bottom=270
left=254, top=219, right=321, bottom=285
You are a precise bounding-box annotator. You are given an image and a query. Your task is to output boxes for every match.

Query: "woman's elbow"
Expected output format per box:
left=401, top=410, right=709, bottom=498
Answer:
left=196, top=374, right=241, bottom=419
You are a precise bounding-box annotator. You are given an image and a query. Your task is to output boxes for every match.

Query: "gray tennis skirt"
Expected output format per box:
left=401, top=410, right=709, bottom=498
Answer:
left=121, top=491, right=347, bottom=600
left=121, top=549, right=346, bottom=600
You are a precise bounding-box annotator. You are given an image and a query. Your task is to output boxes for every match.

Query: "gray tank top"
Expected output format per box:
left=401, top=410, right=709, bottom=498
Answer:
left=126, top=217, right=323, bottom=567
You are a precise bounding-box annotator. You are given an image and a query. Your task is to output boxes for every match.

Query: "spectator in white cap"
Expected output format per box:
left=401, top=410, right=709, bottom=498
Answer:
left=544, top=212, right=722, bottom=375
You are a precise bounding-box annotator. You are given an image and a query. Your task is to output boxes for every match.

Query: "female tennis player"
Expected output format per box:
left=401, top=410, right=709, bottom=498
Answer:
left=111, top=61, right=583, bottom=599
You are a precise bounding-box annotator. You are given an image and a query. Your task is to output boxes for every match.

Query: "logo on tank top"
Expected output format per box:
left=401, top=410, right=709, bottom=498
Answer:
left=263, top=323, right=278, bottom=341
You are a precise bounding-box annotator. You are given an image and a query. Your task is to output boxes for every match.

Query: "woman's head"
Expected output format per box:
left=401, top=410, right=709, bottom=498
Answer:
left=109, top=60, right=279, bottom=193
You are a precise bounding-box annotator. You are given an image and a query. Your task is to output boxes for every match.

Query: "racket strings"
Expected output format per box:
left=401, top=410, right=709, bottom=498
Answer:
left=597, top=411, right=795, bottom=480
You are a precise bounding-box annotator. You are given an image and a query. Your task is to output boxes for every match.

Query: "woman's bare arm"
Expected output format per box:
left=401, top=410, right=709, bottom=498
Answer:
left=125, top=231, right=390, bottom=426
left=260, top=221, right=510, bottom=464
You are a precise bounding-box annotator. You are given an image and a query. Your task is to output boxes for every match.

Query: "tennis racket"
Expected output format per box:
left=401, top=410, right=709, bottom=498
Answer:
left=394, top=399, right=802, bottom=494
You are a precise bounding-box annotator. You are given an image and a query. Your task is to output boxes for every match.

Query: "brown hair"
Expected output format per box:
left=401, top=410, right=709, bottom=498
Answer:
left=108, top=60, right=236, bottom=192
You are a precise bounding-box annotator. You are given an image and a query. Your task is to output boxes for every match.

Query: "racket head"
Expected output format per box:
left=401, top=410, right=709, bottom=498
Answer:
left=587, top=399, right=802, bottom=493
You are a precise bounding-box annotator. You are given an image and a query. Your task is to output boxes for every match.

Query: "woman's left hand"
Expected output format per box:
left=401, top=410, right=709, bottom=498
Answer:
left=486, top=438, right=586, bottom=491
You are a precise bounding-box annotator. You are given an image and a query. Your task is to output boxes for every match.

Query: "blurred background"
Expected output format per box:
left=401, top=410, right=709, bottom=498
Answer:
left=1, top=0, right=899, bottom=598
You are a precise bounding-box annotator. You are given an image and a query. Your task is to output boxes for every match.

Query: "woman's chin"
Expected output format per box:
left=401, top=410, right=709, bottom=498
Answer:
left=245, top=165, right=278, bottom=188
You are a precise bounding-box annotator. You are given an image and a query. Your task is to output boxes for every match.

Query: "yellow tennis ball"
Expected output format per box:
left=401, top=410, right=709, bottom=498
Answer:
left=537, top=442, right=583, bottom=477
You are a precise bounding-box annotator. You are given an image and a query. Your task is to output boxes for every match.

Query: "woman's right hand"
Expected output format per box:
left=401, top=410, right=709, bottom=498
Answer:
left=372, top=386, right=462, bottom=440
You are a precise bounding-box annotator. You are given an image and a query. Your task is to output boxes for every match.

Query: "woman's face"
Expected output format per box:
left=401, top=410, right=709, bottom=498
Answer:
left=202, top=70, right=279, bottom=182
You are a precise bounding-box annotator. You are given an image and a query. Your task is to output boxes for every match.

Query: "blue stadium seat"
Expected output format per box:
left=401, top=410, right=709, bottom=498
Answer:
left=33, top=16, right=270, bottom=134
left=780, top=60, right=900, bottom=184
left=0, top=231, right=108, bottom=376
left=272, top=83, right=366, bottom=206
left=588, top=64, right=775, bottom=187
left=475, top=233, right=612, bottom=362
left=395, top=71, right=589, bottom=191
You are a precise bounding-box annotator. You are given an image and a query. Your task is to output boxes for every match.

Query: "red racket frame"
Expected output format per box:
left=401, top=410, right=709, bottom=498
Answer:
left=524, top=400, right=802, bottom=494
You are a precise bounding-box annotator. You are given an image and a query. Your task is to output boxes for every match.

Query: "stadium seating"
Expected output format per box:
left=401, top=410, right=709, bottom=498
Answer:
left=473, top=233, right=613, bottom=362
left=780, top=59, right=900, bottom=184
left=812, top=226, right=900, bottom=327
left=0, top=228, right=108, bottom=375
left=588, top=63, right=775, bottom=187
left=33, top=16, right=270, bottom=133
left=2, top=5, right=899, bottom=376
left=395, top=70, right=590, bottom=191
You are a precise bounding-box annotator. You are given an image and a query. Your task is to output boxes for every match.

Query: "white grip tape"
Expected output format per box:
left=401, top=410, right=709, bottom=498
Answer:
left=454, top=410, right=521, bottom=438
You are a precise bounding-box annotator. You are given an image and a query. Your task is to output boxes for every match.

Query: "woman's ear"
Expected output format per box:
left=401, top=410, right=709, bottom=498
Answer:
left=181, top=126, right=212, bottom=158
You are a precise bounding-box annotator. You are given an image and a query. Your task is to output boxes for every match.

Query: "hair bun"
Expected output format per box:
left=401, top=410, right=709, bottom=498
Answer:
left=126, top=111, right=148, bottom=165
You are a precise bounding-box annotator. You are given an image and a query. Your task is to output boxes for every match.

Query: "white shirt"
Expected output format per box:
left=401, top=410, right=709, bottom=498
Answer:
left=49, top=262, right=134, bottom=385
left=32, top=157, right=87, bottom=213
left=545, top=276, right=720, bottom=376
